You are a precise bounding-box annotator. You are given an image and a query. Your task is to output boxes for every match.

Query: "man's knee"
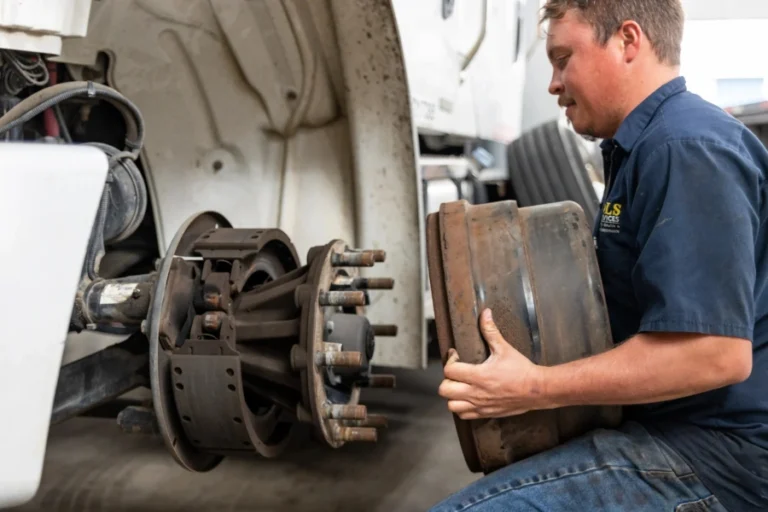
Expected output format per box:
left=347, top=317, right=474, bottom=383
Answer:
left=428, top=423, right=693, bottom=512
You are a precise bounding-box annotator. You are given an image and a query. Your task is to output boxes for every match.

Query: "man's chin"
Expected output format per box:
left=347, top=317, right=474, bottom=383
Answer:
left=565, top=115, right=585, bottom=133
left=565, top=116, right=598, bottom=140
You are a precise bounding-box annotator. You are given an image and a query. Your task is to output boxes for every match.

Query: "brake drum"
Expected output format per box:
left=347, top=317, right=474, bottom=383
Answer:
left=426, top=199, right=622, bottom=474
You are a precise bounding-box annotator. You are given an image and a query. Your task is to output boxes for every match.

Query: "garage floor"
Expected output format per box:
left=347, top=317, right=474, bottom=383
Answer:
left=10, top=361, right=478, bottom=512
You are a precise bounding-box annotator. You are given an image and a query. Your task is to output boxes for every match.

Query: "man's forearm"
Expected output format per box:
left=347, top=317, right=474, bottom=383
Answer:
left=538, top=333, right=752, bottom=410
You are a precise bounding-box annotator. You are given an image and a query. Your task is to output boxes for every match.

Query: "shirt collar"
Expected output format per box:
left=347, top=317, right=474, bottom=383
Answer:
left=601, top=76, right=687, bottom=152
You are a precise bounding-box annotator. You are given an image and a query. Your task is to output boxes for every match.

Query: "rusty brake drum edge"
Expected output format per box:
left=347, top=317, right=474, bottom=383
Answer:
left=426, top=199, right=622, bottom=474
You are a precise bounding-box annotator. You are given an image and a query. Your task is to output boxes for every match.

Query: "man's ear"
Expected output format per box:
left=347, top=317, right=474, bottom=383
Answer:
left=619, top=20, right=643, bottom=62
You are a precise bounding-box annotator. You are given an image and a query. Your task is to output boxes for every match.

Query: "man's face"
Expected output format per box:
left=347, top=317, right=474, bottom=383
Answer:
left=546, top=10, right=626, bottom=139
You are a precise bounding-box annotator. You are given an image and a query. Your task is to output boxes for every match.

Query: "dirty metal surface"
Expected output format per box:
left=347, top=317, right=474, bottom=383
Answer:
left=297, top=240, right=366, bottom=449
left=425, top=212, right=481, bottom=472
left=331, top=0, right=425, bottom=368
left=51, top=333, right=149, bottom=425
left=153, top=220, right=303, bottom=462
left=426, top=199, right=622, bottom=473
left=150, top=212, right=398, bottom=471
left=149, top=211, right=230, bottom=473
left=170, top=353, right=293, bottom=457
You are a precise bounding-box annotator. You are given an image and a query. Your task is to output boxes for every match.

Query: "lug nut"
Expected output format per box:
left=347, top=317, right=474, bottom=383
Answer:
left=202, top=311, right=225, bottom=333
left=341, top=414, right=388, bottom=428
left=319, top=291, right=367, bottom=307
left=334, top=426, right=378, bottom=442
left=331, top=251, right=375, bottom=267
left=204, top=292, right=221, bottom=310
left=332, top=276, right=356, bottom=287
left=370, top=250, right=386, bottom=262
left=372, top=324, right=398, bottom=336
left=363, top=277, right=394, bottom=289
left=322, top=342, right=343, bottom=352
left=315, top=351, right=363, bottom=368
left=323, top=404, right=367, bottom=420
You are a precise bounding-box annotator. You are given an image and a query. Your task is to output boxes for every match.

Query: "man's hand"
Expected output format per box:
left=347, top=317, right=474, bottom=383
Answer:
left=438, top=308, right=751, bottom=418
left=438, top=309, right=546, bottom=420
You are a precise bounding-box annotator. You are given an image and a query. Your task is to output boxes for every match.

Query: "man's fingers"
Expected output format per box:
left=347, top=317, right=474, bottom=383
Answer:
left=447, top=400, right=476, bottom=415
left=443, top=361, right=479, bottom=383
left=457, top=409, right=503, bottom=420
left=455, top=407, right=531, bottom=420
left=438, top=379, right=474, bottom=400
left=480, top=309, right=507, bottom=354
left=455, top=407, right=498, bottom=420
left=445, top=348, right=460, bottom=366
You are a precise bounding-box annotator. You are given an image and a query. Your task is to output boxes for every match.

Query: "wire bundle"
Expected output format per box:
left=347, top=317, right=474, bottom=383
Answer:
left=0, top=50, right=49, bottom=95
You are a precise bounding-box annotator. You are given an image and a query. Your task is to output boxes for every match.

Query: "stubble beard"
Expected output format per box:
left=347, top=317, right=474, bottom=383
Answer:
left=565, top=116, right=598, bottom=141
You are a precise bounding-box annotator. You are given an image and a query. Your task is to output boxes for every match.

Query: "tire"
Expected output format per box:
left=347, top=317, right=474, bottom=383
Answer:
left=507, top=120, right=600, bottom=222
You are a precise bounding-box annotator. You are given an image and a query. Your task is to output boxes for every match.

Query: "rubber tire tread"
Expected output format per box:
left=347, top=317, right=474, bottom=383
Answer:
left=560, top=127, right=600, bottom=220
left=506, top=120, right=599, bottom=222
left=542, top=122, right=598, bottom=220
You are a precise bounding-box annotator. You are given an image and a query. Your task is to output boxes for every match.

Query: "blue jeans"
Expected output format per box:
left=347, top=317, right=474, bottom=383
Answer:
left=429, top=422, right=728, bottom=511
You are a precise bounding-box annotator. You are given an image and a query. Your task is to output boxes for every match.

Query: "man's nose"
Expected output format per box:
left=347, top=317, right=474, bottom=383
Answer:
left=548, top=73, right=564, bottom=96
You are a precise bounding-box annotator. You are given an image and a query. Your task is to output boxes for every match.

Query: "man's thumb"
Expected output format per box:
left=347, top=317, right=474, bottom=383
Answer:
left=480, top=309, right=506, bottom=353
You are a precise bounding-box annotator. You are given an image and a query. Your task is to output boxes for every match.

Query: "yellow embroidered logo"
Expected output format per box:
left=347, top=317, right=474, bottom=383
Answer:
left=600, top=202, right=622, bottom=234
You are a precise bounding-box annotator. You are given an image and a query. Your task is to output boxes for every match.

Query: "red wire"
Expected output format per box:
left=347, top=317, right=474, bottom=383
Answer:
left=44, top=61, right=59, bottom=138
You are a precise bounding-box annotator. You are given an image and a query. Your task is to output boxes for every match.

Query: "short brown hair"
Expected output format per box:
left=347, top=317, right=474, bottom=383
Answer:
left=541, top=0, right=684, bottom=66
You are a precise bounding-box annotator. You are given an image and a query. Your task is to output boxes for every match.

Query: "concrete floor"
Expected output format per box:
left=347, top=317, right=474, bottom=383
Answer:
left=10, top=362, right=478, bottom=512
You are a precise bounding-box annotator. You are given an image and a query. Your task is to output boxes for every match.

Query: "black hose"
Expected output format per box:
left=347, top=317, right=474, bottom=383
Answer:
left=83, top=145, right=150, bottom=279
left=0, top=81, right=144, bottom=152
left=88, top=142, right=149, bottom=243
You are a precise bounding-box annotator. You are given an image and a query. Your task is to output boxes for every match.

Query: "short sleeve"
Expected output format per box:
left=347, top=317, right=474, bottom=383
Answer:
left=630, top=140, right=761, bottom=340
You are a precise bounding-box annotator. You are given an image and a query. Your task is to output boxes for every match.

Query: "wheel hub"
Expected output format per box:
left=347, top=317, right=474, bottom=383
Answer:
left=149, top=214, right=397, bottom=469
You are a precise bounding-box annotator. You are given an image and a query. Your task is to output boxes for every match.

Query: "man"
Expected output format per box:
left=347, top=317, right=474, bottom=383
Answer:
left=430, top=1, right=768, bottom=511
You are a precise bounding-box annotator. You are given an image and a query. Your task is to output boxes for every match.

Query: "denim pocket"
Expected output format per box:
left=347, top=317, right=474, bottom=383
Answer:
left=675, top=494, right=728, bottom=512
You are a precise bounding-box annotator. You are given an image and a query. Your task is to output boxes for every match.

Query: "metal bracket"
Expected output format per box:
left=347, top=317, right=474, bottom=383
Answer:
left=52, top=333, right=148, bottom=424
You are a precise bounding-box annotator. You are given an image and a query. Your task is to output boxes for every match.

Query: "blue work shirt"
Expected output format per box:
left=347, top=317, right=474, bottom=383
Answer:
left=595, top=76, right=768, bottom=511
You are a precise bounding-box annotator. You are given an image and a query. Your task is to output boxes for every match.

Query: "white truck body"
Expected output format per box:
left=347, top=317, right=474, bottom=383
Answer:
left=394, top=0, right=527, bottom=143
left=0, top=0, right=92, bottom=54
left=0, top=144, right=107, bottom=508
